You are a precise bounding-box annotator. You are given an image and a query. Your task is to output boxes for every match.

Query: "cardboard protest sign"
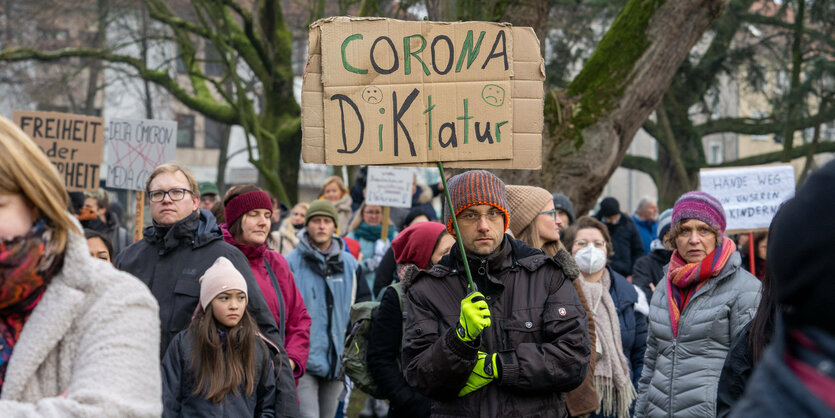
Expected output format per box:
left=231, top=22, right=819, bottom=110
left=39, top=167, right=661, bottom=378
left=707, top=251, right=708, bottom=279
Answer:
left=365, top=166, right=414, bottom=208
left=14, top=110, right=104, bottom=192
left=105, top=118, right=177, bottom=191
left=700, top=164, right=795, bottom=233
left=302, top=17, right=545, bottom=168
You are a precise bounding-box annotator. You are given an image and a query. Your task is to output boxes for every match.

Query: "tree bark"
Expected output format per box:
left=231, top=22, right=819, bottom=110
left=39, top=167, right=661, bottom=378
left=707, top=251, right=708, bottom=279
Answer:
left=504, top=0, right=728, bottom=214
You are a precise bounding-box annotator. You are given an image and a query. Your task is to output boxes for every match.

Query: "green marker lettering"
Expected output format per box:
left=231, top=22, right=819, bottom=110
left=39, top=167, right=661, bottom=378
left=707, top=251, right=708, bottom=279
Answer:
left=378, top=124, right=383, bottom=152
left=494, top=121, right=508, bottom=143
left=403, top=35, right=430, bottom=76
left=341, top=34, right=367, bottom=74
left=456, top=30, right=486, bottom=73
left=456, top=98, right=472, bottom=144
left=423, top=95, right=436, bottom=150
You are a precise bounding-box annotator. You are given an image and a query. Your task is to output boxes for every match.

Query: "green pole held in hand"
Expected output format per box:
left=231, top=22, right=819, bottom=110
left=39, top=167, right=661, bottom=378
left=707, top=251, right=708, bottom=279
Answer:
left=437, top=161, right=477, bottom=293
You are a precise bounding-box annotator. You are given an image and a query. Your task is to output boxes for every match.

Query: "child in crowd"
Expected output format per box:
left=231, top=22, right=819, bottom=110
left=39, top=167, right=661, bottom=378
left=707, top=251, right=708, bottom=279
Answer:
left=161, top=257, right=277, bottom=417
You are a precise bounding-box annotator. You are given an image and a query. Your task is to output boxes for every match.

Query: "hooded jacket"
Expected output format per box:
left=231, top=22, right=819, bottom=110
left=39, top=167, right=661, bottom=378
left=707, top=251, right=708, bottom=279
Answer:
left=635, top=252, right=760, bottom=418
left=402, top=236, right=590, bottom=417
left=115, top=209, right=283, bottom=357
left=285, top=231, right=359, bottom=379
left=594, top=213, right=644, bottom=277
left=632, top=245, right=672, bottom=301
left=222, top=226, right=312, bottom=379
left=161, top=330, right=276, bottom=418
left=604, top=266, right=647, bottom=389
left=0, top=227, right=161, bottom=417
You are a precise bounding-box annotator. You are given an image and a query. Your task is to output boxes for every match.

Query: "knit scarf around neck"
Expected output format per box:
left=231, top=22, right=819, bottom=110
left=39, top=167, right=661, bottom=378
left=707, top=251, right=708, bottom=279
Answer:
left=666, top=236, right=735, bottom=338
left=352, top=222, right=396, bottom=242
left=0, top=221, right=61, bottom=392
left=579, top=270, right=636, bottom=418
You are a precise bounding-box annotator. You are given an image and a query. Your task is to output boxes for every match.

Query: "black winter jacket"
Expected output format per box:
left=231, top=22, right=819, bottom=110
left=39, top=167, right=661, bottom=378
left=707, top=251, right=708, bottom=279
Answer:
left=403, top=236, right=590, bottom=417
left=716, top=324, right=753, bottom=417
left=116, top=210, right=301, bottom=417
left=368, top=267, right=431, bottom=418
left=595, top=213, right=644, bottom=277
left=161, top=330, right=276, bottom=418
left=631, top=248, right=672, bottom=303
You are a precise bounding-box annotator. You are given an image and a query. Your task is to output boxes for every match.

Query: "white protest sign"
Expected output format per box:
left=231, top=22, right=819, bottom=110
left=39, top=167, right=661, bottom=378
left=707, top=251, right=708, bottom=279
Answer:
left=105, top=118, right=177, bottom=191
left=366, top=166, right=414, bottom=208
left=700, top=164, right=795, bottom=233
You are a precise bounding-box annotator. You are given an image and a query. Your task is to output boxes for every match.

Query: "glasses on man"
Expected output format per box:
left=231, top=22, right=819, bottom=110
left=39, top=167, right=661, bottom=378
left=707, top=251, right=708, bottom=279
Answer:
left=457, top=209, right=503, bottom=224
left=539, top=209, right=557, bottom=220
left=574, top=240, right=606, bottom=249
left=148, top=188, right=193, bottom=203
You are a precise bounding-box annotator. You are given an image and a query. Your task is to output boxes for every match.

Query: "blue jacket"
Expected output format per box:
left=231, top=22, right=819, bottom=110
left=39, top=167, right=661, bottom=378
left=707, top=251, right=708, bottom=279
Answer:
left=286, top=231, right=359, bottom=379
left=608, top=266, right=648, bottom=389
left=632, top=216, right=657, bottom=256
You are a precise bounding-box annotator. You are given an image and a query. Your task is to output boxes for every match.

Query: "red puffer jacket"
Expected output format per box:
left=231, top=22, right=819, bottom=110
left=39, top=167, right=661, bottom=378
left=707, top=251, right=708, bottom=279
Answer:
left=222, top=225, right=312, bottom=379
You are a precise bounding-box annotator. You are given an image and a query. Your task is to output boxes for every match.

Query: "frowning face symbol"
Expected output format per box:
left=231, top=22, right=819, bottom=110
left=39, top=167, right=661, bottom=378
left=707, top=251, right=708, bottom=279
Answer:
left=362, top=86, right=383, bottom=104
left=481, top=84, right=506, bottom=107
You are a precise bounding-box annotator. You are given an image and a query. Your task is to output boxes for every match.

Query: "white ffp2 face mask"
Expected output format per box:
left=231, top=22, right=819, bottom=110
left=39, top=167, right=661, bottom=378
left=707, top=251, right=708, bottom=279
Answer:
left=574, top=245, right=607, bottom=274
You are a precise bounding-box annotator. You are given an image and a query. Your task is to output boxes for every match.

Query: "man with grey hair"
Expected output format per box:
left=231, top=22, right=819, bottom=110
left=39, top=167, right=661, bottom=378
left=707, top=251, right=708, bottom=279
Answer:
left=633, top=197, right=658, bottom=255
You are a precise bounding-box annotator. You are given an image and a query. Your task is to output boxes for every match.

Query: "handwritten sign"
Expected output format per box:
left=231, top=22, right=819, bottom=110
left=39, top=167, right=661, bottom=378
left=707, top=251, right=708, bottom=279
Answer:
left=104, top=118, right=177, bottom=191
left=365, top=166, right=414, bottom=208
left=700, top=164, right=795, bottom=233
left=302, top=17, right=546, bottom=168
left=14, top=110, right=104, bottom=192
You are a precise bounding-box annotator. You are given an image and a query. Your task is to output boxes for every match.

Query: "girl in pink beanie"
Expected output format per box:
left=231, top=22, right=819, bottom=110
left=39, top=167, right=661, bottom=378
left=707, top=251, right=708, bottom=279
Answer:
left=161, top=256, right=277, bottom=417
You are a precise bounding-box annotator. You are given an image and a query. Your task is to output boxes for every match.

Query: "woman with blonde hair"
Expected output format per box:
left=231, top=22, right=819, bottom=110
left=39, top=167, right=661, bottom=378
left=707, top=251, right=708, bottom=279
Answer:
left=347, top=202, right=397, bottom=300
left=319, top=176, right=352, bottom=235
left=270, top=202, right=309, bottom=255
left=506, top=185, right=601, bottom=417
left=0, top=115, right=161, bottom=415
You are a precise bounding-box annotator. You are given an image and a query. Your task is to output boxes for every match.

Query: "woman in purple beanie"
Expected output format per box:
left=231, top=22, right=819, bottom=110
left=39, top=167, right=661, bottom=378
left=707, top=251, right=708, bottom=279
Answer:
left=634, top=191, right=761, bottom=418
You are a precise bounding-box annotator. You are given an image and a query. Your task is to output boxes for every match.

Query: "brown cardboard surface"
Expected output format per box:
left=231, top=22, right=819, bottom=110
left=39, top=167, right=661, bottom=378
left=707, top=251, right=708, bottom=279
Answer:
left=13, top=110, right=105, bottom=192
left=302, top=17, right=544, bottom=168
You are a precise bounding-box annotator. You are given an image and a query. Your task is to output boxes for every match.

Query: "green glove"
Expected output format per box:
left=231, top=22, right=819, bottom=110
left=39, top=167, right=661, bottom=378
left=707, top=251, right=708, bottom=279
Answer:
left=457, top=291, right=491, bottom=342
left=458, top=351, right=499, bottom=397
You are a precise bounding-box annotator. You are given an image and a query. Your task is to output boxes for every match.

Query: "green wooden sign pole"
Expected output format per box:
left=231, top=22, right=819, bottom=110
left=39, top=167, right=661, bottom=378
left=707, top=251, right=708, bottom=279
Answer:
left=437, top=161, right=476, bottom=293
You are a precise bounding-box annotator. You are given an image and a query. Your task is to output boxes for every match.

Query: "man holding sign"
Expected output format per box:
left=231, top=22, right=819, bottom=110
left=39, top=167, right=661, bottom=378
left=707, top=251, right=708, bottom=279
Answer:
left=402, top=170, right=589, bottom=416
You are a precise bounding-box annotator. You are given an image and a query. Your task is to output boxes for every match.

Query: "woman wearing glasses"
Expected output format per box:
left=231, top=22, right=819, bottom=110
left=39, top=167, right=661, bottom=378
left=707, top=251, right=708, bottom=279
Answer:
left=505, top=185, right=601, bottom=417
left=563, top=216, right=647, bottom=418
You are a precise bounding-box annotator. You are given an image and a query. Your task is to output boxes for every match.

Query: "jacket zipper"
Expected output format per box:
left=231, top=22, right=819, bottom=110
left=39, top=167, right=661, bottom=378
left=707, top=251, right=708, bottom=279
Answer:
left=669, top=338, right=677, bottom=418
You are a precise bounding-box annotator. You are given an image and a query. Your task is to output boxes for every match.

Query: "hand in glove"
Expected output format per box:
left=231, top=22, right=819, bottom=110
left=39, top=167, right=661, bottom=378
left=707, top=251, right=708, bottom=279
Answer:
left=456, top=291, right=491, bottom=342
left=458, top=351, right=499, bottom=397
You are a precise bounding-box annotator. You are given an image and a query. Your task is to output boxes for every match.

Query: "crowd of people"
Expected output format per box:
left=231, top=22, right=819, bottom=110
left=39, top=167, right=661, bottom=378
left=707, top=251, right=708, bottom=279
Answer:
left=1, top=111, right=833, bottom=418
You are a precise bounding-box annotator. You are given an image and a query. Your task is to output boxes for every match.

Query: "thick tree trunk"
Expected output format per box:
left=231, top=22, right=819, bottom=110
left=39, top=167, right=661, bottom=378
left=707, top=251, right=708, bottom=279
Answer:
left=502, top=0, right=728, bottom=215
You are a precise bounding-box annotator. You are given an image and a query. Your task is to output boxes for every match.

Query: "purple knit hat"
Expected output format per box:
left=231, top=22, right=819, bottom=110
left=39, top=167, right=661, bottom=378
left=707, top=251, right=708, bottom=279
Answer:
left=672, top=191, right=726, bottom=234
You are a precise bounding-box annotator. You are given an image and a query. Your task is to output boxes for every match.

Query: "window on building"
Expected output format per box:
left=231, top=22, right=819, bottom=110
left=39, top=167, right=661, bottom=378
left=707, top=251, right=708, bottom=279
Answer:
left=204, top=118, right=227, bottom=149
left=824, top=122, right=835, bottom=142
left=176, top=114, right=195, bottom=148
left=204, top=44, right=224, bottom=77
left=709, top=143, right=723, bottom=165
left=176, top=45, right=187, bottom=74
left=750, top=109, right=769, bottom=141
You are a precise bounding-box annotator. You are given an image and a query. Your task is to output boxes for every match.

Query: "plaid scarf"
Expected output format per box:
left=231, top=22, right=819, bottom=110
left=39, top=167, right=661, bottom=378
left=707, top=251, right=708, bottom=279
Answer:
left=666, top=236, right=735, bottom=338
left=0, top=221, right=60, bottom=392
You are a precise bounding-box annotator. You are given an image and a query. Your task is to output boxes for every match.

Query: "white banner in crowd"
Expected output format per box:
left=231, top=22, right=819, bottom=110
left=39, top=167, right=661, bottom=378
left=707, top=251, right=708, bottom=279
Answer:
left=699, top=164, right=795, bottom=233
left=365, top=166, right=414, bottom=208
left=105, top=118, right=177, bottom=191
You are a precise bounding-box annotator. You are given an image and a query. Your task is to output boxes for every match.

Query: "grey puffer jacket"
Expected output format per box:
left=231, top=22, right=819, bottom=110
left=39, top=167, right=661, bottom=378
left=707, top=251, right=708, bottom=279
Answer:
left=635, top=252, right=760, bottom=418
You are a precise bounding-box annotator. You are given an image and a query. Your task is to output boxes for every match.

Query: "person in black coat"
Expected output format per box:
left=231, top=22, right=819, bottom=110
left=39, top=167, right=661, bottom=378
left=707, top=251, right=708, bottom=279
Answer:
left=595, top=197, right=644, bottom=277
left=367, top=222, right=455, bottom=418
left=631, top=209, right=673, bottom=300
left=115, top=164, right=299, bottom=416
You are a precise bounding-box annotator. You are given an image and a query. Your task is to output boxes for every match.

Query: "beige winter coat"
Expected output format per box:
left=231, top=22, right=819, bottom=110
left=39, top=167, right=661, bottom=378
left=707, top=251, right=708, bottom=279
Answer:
left=0, top=227, right=162, bottom=417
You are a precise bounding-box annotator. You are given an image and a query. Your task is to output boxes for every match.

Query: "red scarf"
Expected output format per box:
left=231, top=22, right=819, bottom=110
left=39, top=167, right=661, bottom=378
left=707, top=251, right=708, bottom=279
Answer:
left=0, top=222, right=57, bottom=392
left=666, top=236, right=735, bottom=338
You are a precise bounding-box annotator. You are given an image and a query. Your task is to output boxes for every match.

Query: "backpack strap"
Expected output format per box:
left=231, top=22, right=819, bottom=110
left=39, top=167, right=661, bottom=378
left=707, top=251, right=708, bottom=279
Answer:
left=264, top=258, right=287, bottom=344
left=389, top=282, right=406, bottom=334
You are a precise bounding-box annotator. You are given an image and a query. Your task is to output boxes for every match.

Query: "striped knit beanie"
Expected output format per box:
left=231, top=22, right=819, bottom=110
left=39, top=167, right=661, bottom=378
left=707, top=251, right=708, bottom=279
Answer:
left=672, top=191, right=726, bottom=234
left=506, top=185, right=554, bottom=236
left=443, top=170, right=509, bottom=235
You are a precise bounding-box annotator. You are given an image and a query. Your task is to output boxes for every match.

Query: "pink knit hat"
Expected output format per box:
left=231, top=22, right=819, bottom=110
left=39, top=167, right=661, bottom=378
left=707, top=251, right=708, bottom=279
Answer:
left=672, top=191, right=727, bottom=234
left=199, top=257, right=248, bottom=309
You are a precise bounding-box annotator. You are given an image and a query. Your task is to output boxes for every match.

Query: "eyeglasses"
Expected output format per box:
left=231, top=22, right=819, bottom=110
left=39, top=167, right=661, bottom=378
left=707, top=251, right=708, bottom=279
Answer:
left=574, top=240, right=606, bottom=249
left=458, top=209, right=503, bottom=224
left=148, top=188, right=193, bottom=203
left=538, top=209, right=557, bottom=220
